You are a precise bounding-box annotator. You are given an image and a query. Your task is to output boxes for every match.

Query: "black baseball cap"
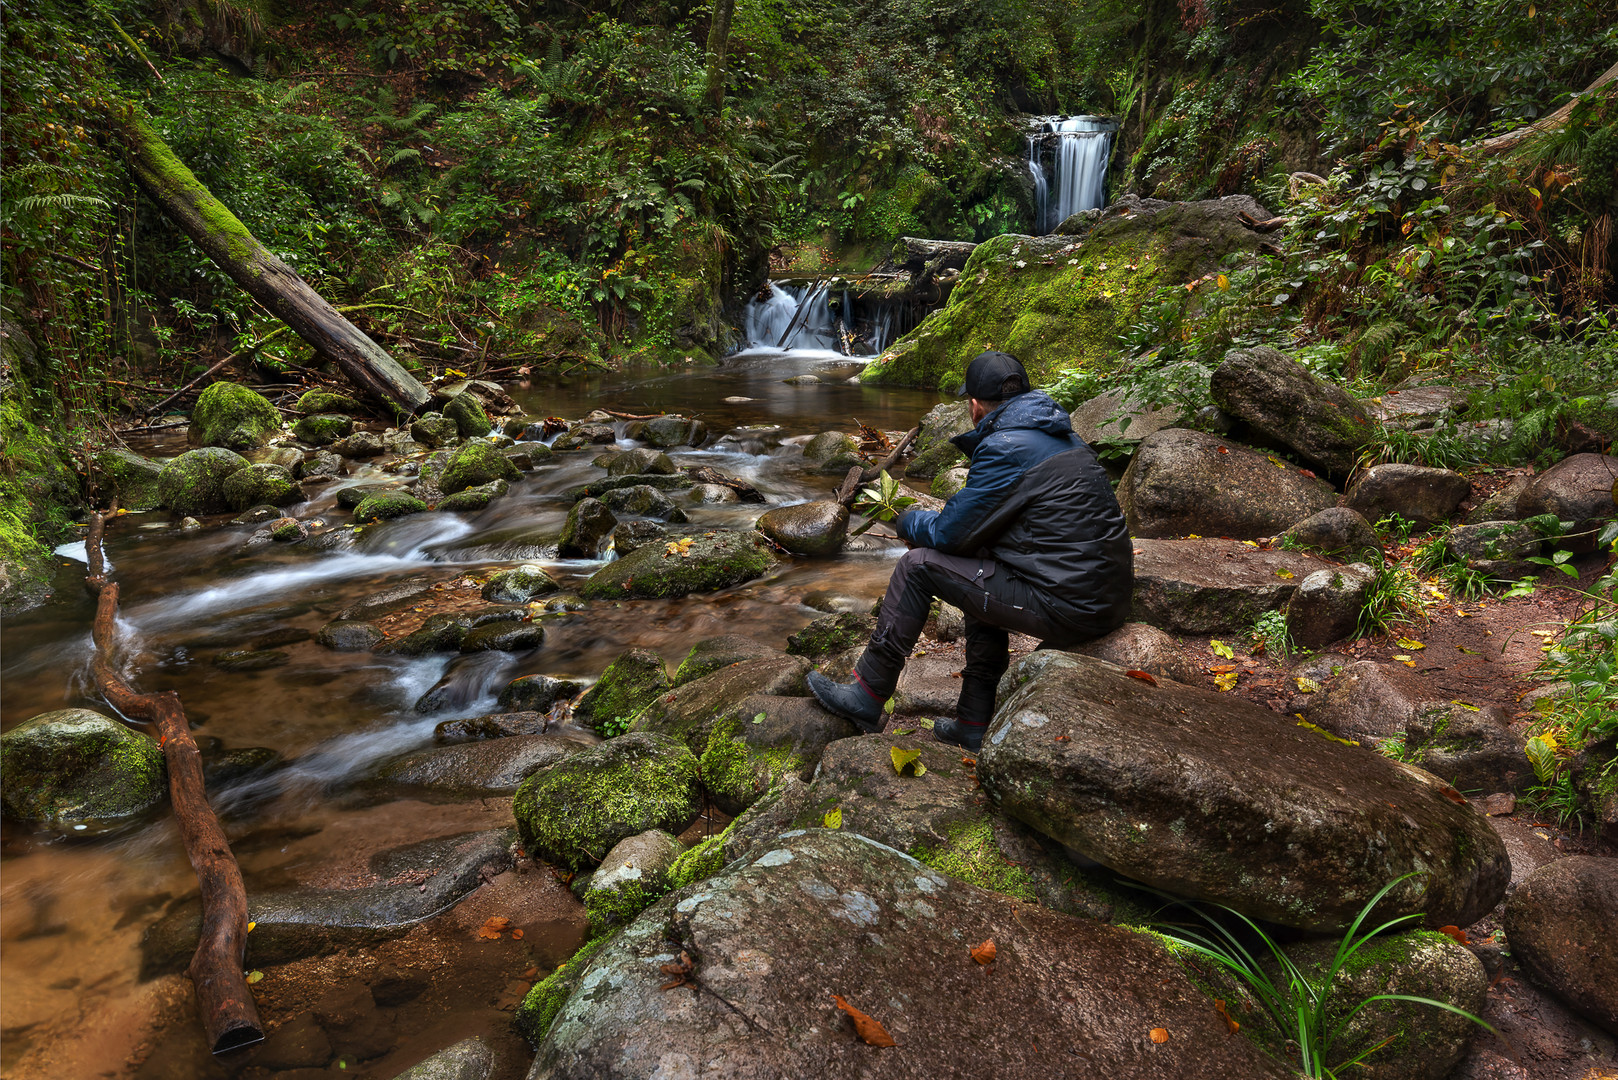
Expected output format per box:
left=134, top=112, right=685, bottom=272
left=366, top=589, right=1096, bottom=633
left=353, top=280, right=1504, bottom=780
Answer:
left=957, top=350, right=1031, bottom=400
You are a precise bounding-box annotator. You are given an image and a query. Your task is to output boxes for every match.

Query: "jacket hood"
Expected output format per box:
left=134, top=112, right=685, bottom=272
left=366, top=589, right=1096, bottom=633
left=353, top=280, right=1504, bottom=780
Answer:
left=951, top=391, right=1074, bottom=456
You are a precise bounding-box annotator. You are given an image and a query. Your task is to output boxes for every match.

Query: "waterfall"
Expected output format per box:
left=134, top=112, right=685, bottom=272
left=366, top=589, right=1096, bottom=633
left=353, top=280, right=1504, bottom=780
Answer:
left=741, top=282, right=840, bottom=351
left=1027, top=116, right=1115, bottom=234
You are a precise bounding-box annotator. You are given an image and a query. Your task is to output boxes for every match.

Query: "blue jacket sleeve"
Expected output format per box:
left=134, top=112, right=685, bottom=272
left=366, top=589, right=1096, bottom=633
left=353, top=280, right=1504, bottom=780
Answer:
left=894, top=433, right=1022, bottom=553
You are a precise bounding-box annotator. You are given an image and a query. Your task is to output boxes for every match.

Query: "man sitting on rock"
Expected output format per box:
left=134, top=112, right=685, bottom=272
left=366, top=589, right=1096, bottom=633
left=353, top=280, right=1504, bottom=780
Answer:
left=808, top=350, right=1134, bottom=750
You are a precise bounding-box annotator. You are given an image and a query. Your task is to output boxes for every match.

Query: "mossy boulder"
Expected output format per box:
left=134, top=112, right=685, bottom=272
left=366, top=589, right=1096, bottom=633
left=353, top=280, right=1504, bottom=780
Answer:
left=672, top=635, right=784, bottom=686
left=1211, top=346, right=1375, bottom=474
left=581, top=829, right=684, bottom=934
left=574, top=648, right=670, bottom=735
left=410, top=413, right=460, bottom=448
left=0, top=708, right=166, bottom=823
left=94, top=447, right=165, bottom=511
left=222, top=463, right=300, bottom=510
left=0, top=319, right=81, bottom=613
left=497, top=674, right=586, bottom=713
left=600, top=484, right=688, bottom=522
left=512, top=732, right=702, bottom=870
left=611, top=519, right=666, bottom=556
left=904, top=400, right=973, bottom=479
left=292, top=413, right=354, bottom=446
left=515, top=936, right=613, bottom=1045
left=931, top=466, right=970, bottom=497
left=353, top=492, right=428, bottom=523
left=156, top=446, right=251, bottom=515
left=188, top=381, right=280, bottom=450
left=579, top=529, right=778, bottom=600
left=558, top=498, right=618, bottom=559
left=629, top=654, right=813, bottom=755
left=786, top=612, right=876, bottom=658
left=863, top=195, right=1274, bottom=389
left=754, top=501, right=849, bottom=557
left=443, top=393, right=493, bottom=438
left=606, top=448, right=677, bottom=477
left=296, top=389, right=364, bottom=415
left=801, top=430, right=860, bottom=464
left=440, top=441, right=521, bottom=495
left=482, top=565, right=561, bottom=604
left=691, top=696, right=858, bottom=814
left=437, top=478, right=509, bottom=512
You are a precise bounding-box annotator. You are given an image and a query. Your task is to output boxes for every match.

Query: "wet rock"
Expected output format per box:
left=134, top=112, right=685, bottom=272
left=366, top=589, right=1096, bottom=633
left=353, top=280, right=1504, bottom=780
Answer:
left=231, top=503, right=282, bottom=525
left=316, top=619, right=384, bottom=651
left=201, top=745, right=281, bottom=786
left=336, top=579, right=436, bottom=621
left=781, top=373, right=821, bottom=385
left=253, top=445, right=304, bottom=471
left=1211, top=345, right=1374, bottom=473
left=394, top=1036, right=495, bottom=1080
left=296, top=388, right=364, bottom=415
left=251, top=1012, right=333, bottom=1071
left=438, top=478, right=509, bottom=512
left=787, top=611, right=875, bottom=657
left=222, top=462, right=300, bottom=510
left=690, top=694, right=858, bottom=815
left=1516, top=453, right=1618, bottom=550
left=188, top=381, right=280, bottom=450
left=434, top=709, right=571, bottom=742
left=513, top=732, right=702, bottom=871
left=930, top=466, right=970, bottom=498
left=1281, top=506, right=1384, bottom=561
left=1443, top=520, right=1542, bottom=579
left=580, top=529, right=778, bottom=600
left=981, top=651, right=1509, bottom=932
left=497, top=674, right=586, bottom=714
left=1067, top=390, right=1176, bottom=450
left=459, top=620, right=543, bottom=653
left=606, top=448, right=676, bottom=476
left=599, top=484, right=688, bottom=522
left=582, top=829, right=684, bottom=933
left=610, top=519, right=666, bottom=556
left=481, top=564, right=560, bottom=604
left=294, top=451, right=342, bottom=482
left=1130, top=538, right=1331, bottom=634
left=902, top=400, right=973, bottom=480
left=755, top=500, right=850, bottom=557
left=1118, top=428, right=1338, bottom=539
left=1070, top=621, right=1207, bottom=686
left=212, top=648, right=290, bottom=671
left=336, top=483, right=395, bottom=509
left=354, top=492, right=429, bottom=523
left=374, top=613, right=470, bottom=656
left=1286, top=563, right=1376, bottom=648
left=376, top=732, right=594, bottom=794
left=565, top=473, right=694, bottom=500
left=642, top=415, right=705, bottom=448
left=529, top=829, right=1293, bottom=1080
left=156, top=446, right=251, bottom=515
left=573, top=649, right=670, bottom=735
left=271, top=517, right=307, bottom=542
left=141, top=830, right=514, bottom=976
left=801, top=430, right=860, bottom=465
left=686, top=483, right=738, bottom=504
left=672, top=635, right=783, bottom=686
left=93, top=447, right=165, bottom=511
left=1346, top=463, right=1472, bottom=528
left=557, top=498, right=617, bottom=558
left=0, top=708, right=166, bottom=823
left=630, top=655, right=812, bottom=752
left=179, top=516, right=202, bottom=530
left=293, top=413, right=354, bottom=446
left=411, top=413, right=460, bottom=448
left=800, top=590, right=867, bottom=614
left=413, top=653, right=512, bottom=714
left=1504, top=856, right=1618, bottom=1035
left=440, top=441, right=522, bottom=494
left=444, top=393, right=492, bottom=438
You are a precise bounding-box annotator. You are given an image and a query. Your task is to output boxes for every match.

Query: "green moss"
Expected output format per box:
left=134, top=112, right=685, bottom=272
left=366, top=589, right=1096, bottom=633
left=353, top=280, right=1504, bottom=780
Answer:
left=156, top=446, right=251, bottom=515
left=514, top=934, right=613, bottom=1045
left=296, top=389, right=364, bottom=415
left=911, top=817, right=1040, bottom=902
left=697, top=719, right=805, bottom=812
left=353, top=492, right=428, bottom=523
left=0, top=708, right=167, bottom=821
left=785, top=612, right=875, bottom=658
left=579, top=529, right=777, bottom=600
left=292, top=413, right=353, bottom=445
left=582, top=878, right=660, bottom=935
left=131, top=114, right=262, bottom=263
left=189, top=381, right=280, bottom=450
left=666, top=827, right=734, bottom=890
left=443, top=393, right=493, bottom=437
left=574, top=648, right=669, bottom=736
left=222, top=463, right=300, bottom=510
left=439, top=440, right=521, bottom=494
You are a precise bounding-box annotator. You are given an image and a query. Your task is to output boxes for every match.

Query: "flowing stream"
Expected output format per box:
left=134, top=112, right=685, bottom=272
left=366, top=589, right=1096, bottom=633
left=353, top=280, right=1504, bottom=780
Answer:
left=0, top=350, right=946, bottom=1078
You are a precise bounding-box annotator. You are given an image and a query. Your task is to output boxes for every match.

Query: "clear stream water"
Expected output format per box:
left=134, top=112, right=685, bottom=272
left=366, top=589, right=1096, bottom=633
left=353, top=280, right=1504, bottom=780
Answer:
left=0, top=349, right=947, bottom=1078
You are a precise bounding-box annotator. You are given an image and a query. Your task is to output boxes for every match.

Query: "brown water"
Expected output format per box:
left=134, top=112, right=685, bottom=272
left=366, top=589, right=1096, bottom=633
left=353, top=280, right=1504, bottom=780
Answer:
left=0, top=349, right=946, bottom=1078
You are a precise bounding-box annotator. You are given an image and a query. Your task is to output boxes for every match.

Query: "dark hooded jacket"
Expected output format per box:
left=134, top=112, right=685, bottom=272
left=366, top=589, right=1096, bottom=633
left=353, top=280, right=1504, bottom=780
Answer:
left=894, top=391, right=1133, bottom=636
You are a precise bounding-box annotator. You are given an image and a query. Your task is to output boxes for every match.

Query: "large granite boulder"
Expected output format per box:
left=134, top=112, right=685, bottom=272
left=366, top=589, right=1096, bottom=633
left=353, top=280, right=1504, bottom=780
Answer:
left=671, top=635, right=785, bottom=686
left=580, top=829, right=684, bottom=933
left=0, top=708, right=166, bottom=823
left=1211, top=345, right=1374, bottom=473
left=93, top=447, right=165, bottom=511
left=1131, top=538, right=1332, bottom=634
left=1117, top=428, right=1338, bottom=539
left=902, top=400, right=972, bottom=479
left=1345, top=463, right=1471, bottom=528
left=579, top=530, right=778, bottom=600
left=222, top=462, right=301, bottom=510
left=754, top=501, right=850, bottom=557
left=188, top=381, right=280, bottom=450
left=630, top=655, right=812, bottom=753
left=1516, top=452, right=1618, bottom=550
left=156, top=446, right=251, bottom=515
left=980, top=652, right=1509, bottom=932
left=1504, top=856, right=1618, bottom=1035
left=527, top=829, right=1293, bottom=1080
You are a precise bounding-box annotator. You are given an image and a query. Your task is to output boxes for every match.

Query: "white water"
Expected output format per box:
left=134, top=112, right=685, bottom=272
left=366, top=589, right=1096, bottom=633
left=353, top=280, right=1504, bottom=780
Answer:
left=1026, top=134, right=1050, bottom=234
left=743, top=282, right=840, bottom=351
left=1027, top=116, right=1115, bottom=233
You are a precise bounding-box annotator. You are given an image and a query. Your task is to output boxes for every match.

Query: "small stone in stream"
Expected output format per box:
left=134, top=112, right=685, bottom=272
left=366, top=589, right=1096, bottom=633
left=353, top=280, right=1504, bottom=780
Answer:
left=611, top=519, right=666, bottom=557
left=600, top=484, right=688, bottom=522
left=672, top=635, right=783, bottom=686
left=439, top=441, right=522, bottom=494
left=782, top=374, right=821, bottom=385
left=336, top=579, right=436, bottom=621
left=353, top=492, right=429, bottom=523
left=336, top=483, right=394, bottom=509
left=316, top=619, right=383, bottom=651
left=231, top=504, right=281, bottom=525
left=179, top=516, right=202, bottom=530
left=437, top=478, right=509, bottom=512
left=295, top=449, right=344, bottom=479
left=212, top=648, right=290, bottom=672
left=293, top=413, right=353, bottom=446
left=754, top=501, right=849, bottom=557
left=410, top=413, right=460, bottom=448
left=435, top=711, right=547, bottom=742
left=296, top=389, right=364, bottom=415
left=481, top=564, right=560, bottom=604
left=0, top=708, right=167, bottom=823
left=470, top=606, right=524, bottom=626
left=156, top=446, right=251, bottom=516
left=573, top=649, right=670, bottom=735
left=582, top=829, right=684, bottom=933
left=641, top=415, right=705, bottom=448
left=1482, top=792, right=1517, bottom=816
left=687, top=483, right=738, bottom=504
left=374, top=613, right=470, bottom=656
left=1504, top=856, right=1618, bottom=1035
left=329, top=431, right=384, bottom=458
left=541, top=594, right=586, bottom=613
left=579, top=529, right=778, bottom=600
left=607, top=448, right=677, bottom=476
left=557, top=497, right=617, bottom=558
left=1280, top=506, right=1384, bottom=561
left=223, top=462, right=301, bottom=510
left=1286, top=563, right=1375, bottom=649
left=497, top=674, right=586, bottom=713
left=1345, top=463, right=1472, bottom=528
left=786, top=612, right=875, bottom=657
left=459, top=620, right=543, bottom=653
left=392, top=1036, right=494, bottom=1080
left=443, top=392, right=492, bottom=438
left=188, top=381, right=280, bottom=450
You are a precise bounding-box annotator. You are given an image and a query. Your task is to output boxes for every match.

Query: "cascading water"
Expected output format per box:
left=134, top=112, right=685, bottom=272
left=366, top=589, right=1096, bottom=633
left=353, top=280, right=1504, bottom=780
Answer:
left=1027, top=115, right=1115, bottom=234
left=741, top=282, right=913, bottom=356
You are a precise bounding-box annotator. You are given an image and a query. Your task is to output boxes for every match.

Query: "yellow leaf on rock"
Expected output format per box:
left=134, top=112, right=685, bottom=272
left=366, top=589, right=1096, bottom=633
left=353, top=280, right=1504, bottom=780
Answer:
left=246, top=971, right=264, bottom=984
left=1275, top=569, right=1294, bottom=580
left=1295, top=676, right=1321, bottom=693
left=891, top=746, right=926, bottom=777
left=824, top=807, right=842, bottom=829
left=1392, top=654, right=1412, bottom=662
left=1214, top=672, right=1239, bottom=691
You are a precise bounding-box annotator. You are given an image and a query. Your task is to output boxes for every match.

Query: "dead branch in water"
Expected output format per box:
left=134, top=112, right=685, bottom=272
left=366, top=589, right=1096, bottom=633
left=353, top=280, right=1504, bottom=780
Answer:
left=83, top=512, right=264, bottom=1055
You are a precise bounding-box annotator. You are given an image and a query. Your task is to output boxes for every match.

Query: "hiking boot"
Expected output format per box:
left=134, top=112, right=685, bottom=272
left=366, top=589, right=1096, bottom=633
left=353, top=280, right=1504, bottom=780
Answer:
left=932, top=716, right=987, bottom=752
left=807, top=670, right=885, bottom=733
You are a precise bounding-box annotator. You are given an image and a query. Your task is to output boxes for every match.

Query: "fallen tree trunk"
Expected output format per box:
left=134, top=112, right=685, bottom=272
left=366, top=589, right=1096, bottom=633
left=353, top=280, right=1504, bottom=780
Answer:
left=115, top=111, right=430, bottom=414
left=1474, top=60, right=1618, bottom=156
left=893, top=237, right=978, bottom=274
left=84, top=513, right=264, bottom=1055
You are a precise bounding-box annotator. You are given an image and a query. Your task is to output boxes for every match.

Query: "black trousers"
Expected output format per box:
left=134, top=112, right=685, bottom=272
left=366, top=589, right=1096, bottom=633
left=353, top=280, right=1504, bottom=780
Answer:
left=854, top=548, right=1084, bottom=725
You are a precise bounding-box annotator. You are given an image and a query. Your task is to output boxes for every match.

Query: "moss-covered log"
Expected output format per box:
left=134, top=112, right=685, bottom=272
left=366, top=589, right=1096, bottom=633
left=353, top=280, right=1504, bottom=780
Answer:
left=115, top=111, right=430, bottom=414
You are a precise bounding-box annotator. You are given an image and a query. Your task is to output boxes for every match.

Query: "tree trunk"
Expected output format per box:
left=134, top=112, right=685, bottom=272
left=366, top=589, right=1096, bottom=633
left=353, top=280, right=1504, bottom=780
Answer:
left=116, top=111, right=430, bottom=414
left=704, top=0, right=736, bottom=110
left=1474, top=60, right=1618, bottom=156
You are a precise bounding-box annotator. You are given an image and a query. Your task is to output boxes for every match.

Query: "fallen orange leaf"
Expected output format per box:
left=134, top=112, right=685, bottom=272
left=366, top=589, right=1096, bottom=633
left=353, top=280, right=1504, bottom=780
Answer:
left=1436, top=925, right=1469, bottom=945
left=1214, top=999, right=1240, bottom=1035
left=970, top=940, right=996, bottom=965
left=478, top=916, right=513, bottom=940
left=1124, top=669, right=1158, bottom=685
left=1149, top=1027, right=1169, bottom=1044
left=832, top=994, right=896, bottom=1047
left=511, top=928, right=525, bottom=940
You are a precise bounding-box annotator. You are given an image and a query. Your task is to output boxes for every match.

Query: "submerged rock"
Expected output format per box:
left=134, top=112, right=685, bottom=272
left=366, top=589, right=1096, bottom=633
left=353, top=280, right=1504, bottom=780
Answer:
left=0, top=708, right=166, bottom=823
left=394, top=1036, right=495, bottom=1080
left=980, top=651, right=1509, bottom=932
left=1504, top=856, right=1618, bottom=1035
left=316, top=619, right=384, bottom=651
left=156, top=446, right=251, bottom=515
left=375, top=613, right=471, bottom=656
left=376, top=732, right=595, bottom=794
left=754, top=501, right=849, bottom=557
left=188, top=381, right=280, bottom=450
left=580, top=529, right=778, bottom=600
left=1211, top=345, right=1374, bottom=473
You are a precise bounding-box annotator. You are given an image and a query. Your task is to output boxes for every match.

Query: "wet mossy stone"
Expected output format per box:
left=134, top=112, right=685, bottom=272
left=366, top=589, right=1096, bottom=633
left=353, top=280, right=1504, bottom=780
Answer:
left=931, top=466, right=970, bottom=498
left=787, top=612, right=876, bottom=658
left=573, top=648, right=670, bottom=735
left=611, top=519, right=666, bottom=557
left=0, top=708, right=165, bottom=823
left=642, top=415, right=705, bottom=448
left=630, top=655, right=812, bottom=755
left=336, top=483, right=396, bottom=509
left=904, top=400, right=974, bottom=480
left=481, top=565, right=560, bottom=604
left=755, top=501, right=849, bottom=557
left=515, top=935, right=614, bottom=1045
left=296, top=449, right=344, bottom=479
left=672, top=635, right=783, bottom=687
left=497, top=674, right=586, bottom=713
left=443, top=393, right=492, bottom=438
left=375, top=732, right=592, bottom=795
left=579, top=529, right=778, bottom=600
left=439, top=441, right=521, bottom=495
left=558, top=498, right=618, bottom=559
left=329, top=431, right=384, bottom=458
left=801, top=430, right=860, bottom=464
left=410, top=413, right=460, bottom=449
left=315, top=619, right=384, bottom=651
left=582, top=829, right=684, bottom=934
left=564, top=473, right=693, bottom=501
left=222, top=463, right=300, bottom=511
left=459, top=620, right=544, bottom=653
left=292, top=413, right=354, bottom=446
left=296, top=389, right=364, bottom=415
left=693, top=696, right=856, bottom=815
left=393, top=1038, right=494, bottom=1080
left=94, top=447, right=165, bottom=511
left=156, top=446, right=251, bottom=516
left=438, top=478, right=509, bottom=512
left=353, top=492, right=428, bottom=523
left=188, top=381, right=280, bottom=450
left=606, top=448, right=677, bottom=477
left=599, top=484, right=688, bottom=523
left=373, top=613, right=470, bottom=656
left=512, top=732, right=702, bottom=870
